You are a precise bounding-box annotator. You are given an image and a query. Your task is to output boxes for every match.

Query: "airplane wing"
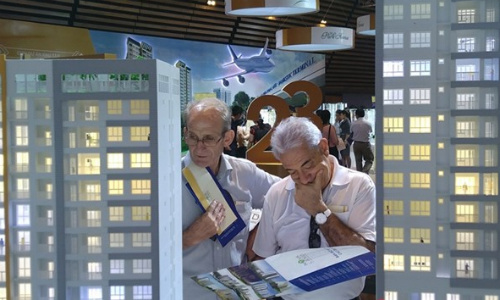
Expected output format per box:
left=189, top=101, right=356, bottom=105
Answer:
left=206, top=69, right=251, bottom=81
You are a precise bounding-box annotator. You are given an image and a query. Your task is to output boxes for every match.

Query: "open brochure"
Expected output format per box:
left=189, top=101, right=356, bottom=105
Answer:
left=183, top=163, right=246, bottom=247
left=192, top=245, right=376, bottom=300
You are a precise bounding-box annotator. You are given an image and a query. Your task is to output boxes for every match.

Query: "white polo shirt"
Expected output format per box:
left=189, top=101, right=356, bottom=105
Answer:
left=253, top=156, right=376, bottom=300
left=182, top=153, right=281, bottom=300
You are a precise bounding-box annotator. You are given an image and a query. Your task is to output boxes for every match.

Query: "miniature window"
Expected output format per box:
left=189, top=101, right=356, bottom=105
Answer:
left=410, top=60, right=431, bottom=76
left=109, top=207, right=124, bottom=221
left=109, top=233, right=124, bottom=248
left=411, top=3, right=431, bottom=19
left=384, top=200, right=404, bottom=216
left=384, top=5, right=404, bottom=20
left=384, top=145, right=404, bottom=160
left=132, top=259, right=152, bottom=274
left=132, top=233, right=152, bottom=248
left=409, top=88, right=430, bottom=104
left=410, top=200, right=430, bottom=216
left=130, top=126, right=150, bottom=141
left=107, top=153, right=124, bottom=169
left=410, top=32, right=431, bottom=48
left=18, top=257, right=31, bottom=277
left=384, top=33, right=404, bottom=49
left=456, top=231, right=475, bottom=250
left=130, top=99, right=149, bottom=115
left=457, top=9, right=475, bottom=23
left=383, top=117, right=404, bottom=133
left=107, top=100, right=123, bottom=115
left=409, top=145, right=431, bottom=161
left=110, top=260, right=125, bottom=274
left=383, top=89, right=403, bottom=105
left=410, top=256, right=431, bottom=271
left=15, top=125, right=29, bottom=146
left=108, top=180, right=124, bottom=195
left=384, top=254, right=404, bottom=271
left=410, top=228, right=430, bottom=244
left=133, top=286, right=152, bottom=300
left=108, top=127, right=123, bottom=142
left=409, top=116, right=431, bottom=133
left=383, top=61, right=404, bottom=77
left=130, top=153, right=151, bottom=168
left=410, top=173, right=431, bottom=188
left=384, top=173, right=404, bottom=188
left=455, top=203, right=478, bottom=223
left=110, top=286, right=125, bottom=300
left=384, top=227, right=404, bottom=243
left=131, top=180, right=151, bottom=195
left=132, top=206, right=151, bottom=221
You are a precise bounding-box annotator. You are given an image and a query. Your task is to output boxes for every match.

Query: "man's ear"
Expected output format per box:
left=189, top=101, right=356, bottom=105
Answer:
left=319, top=138, right=329, bottom=156
left=223, top=129, right=235, bottom=147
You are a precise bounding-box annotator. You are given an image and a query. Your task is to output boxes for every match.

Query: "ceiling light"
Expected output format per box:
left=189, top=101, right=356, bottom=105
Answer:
left=357, top=14, right=375, bottom=36
left=320, top=20, right=327, bottom=24
left=225, top=0, right=319, bottom=17
left=207, top=0, right=216, bottom=6
left=276, top=27, right=355, bottom=52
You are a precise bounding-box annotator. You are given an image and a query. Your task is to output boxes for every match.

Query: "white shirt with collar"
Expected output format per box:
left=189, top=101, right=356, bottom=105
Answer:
left=182, top=153, right=280, bottom=300
left=253, top=156, right=376, bottom=300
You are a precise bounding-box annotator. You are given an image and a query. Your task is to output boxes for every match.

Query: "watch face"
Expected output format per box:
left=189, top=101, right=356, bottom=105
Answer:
left=315, top=213, right=327, bottom=225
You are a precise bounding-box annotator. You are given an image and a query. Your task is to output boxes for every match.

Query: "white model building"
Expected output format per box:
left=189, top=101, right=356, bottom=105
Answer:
left=0, top=57, right=182, bottom=300
left=379, top=0, right=499, bottom=299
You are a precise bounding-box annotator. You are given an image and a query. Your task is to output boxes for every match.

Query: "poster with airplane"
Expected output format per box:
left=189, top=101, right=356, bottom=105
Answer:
left=89, top=30, right=325, bottom=108
left=210, top=38, right=275, bottom=87
left=0, top=19, right=325, bottom=110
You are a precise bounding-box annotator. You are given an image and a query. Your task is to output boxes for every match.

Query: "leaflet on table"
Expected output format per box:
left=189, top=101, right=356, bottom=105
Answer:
left=182, top=163, right=245, bottom=247
left=192, top=245, right=376, bottom=300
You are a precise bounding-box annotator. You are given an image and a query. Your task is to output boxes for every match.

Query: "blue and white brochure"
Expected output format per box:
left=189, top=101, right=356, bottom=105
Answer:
left=183, top=163, right=246, bottom=247
left=192, top=245, right=376, bottom=300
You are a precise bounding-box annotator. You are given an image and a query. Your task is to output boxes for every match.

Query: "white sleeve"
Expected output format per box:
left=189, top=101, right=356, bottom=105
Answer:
left=349, top=175, right=376, bottom=242
left=252, top=189, right=279, bottom=258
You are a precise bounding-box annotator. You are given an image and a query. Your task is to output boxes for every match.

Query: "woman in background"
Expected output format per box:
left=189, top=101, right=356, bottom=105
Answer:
left=317, top=109, right=339, bottom=160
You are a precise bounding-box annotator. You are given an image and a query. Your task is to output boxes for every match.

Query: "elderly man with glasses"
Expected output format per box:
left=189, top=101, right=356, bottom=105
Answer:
left=253, top=117, right=376, bottom=300
left=181, top=97, right=280, bottom=300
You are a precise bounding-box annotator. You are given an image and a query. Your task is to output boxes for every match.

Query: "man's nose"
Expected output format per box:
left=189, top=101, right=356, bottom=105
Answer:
left=298, top=172, right=311, bottom=185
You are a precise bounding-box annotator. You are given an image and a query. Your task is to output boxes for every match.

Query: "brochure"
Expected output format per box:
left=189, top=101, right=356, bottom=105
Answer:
left=183, top=163, right=246, bottom=247
left=192, top=245, right=376, bottom=300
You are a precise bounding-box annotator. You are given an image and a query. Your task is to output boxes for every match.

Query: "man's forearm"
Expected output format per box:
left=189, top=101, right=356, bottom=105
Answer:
left=319, top=214, right=375, bottom=252
left=182, top=229, right=199, bottom=250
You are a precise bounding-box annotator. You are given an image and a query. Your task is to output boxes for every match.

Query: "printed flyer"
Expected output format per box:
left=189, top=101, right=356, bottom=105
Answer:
left=192, top=245, right=376, bottom=300
left=183, top=163, right=246, bottom=247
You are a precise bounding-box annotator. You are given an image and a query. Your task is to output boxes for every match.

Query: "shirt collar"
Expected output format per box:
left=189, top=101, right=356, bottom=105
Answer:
left=285, top=155, right=350, bottom=191
left=183, top=152, right=233, bottom=178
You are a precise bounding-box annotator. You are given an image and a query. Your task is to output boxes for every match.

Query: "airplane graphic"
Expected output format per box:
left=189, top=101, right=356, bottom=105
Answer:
left=213, top=38, right=275, bottom=87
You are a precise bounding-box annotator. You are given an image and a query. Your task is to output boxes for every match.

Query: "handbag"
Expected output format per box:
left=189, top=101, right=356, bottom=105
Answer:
left=337, top=137, right=346, bottom=151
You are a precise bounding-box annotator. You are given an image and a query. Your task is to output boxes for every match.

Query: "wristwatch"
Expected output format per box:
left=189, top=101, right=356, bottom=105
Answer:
left=314, top=208, right=332, bottom=225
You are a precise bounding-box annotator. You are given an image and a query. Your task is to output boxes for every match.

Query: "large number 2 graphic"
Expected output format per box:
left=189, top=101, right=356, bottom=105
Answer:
left=246, top=81, right=323, bottom=163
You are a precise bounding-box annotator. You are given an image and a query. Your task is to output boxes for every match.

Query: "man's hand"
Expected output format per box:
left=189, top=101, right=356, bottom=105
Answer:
left=183, top=201, right=225, bottom=249
left=294, top=169, right=328, bottom=216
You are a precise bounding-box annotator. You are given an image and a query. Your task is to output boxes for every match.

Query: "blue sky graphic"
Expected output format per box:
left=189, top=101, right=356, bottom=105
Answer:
left=90, top=30, right=324, bottom=100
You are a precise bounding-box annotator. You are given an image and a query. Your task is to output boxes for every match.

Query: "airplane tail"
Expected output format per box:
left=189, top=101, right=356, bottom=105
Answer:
left=259, top=38, right=270, bottom=57
left=223, top=45, right=240, bottom=67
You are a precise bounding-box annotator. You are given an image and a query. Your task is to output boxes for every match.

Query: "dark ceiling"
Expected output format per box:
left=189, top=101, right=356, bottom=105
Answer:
left=0, top=0, right=375, bottom=100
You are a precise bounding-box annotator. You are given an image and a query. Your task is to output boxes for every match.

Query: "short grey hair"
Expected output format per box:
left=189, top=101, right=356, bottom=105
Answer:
left=185, top=97, right=232, bottom=132
left=271, top=116, right=322, bottom=160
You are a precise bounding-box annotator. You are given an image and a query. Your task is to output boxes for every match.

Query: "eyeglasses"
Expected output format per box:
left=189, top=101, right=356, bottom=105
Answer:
left=184, top=132, right=224, bottom=147
left=308, top=216, right=321, bottom=248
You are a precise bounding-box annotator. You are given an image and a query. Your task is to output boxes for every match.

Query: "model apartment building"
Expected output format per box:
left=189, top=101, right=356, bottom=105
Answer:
left=379, top=0, right=499, bottom=299
left=0, top=57, right=182, bottom=300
